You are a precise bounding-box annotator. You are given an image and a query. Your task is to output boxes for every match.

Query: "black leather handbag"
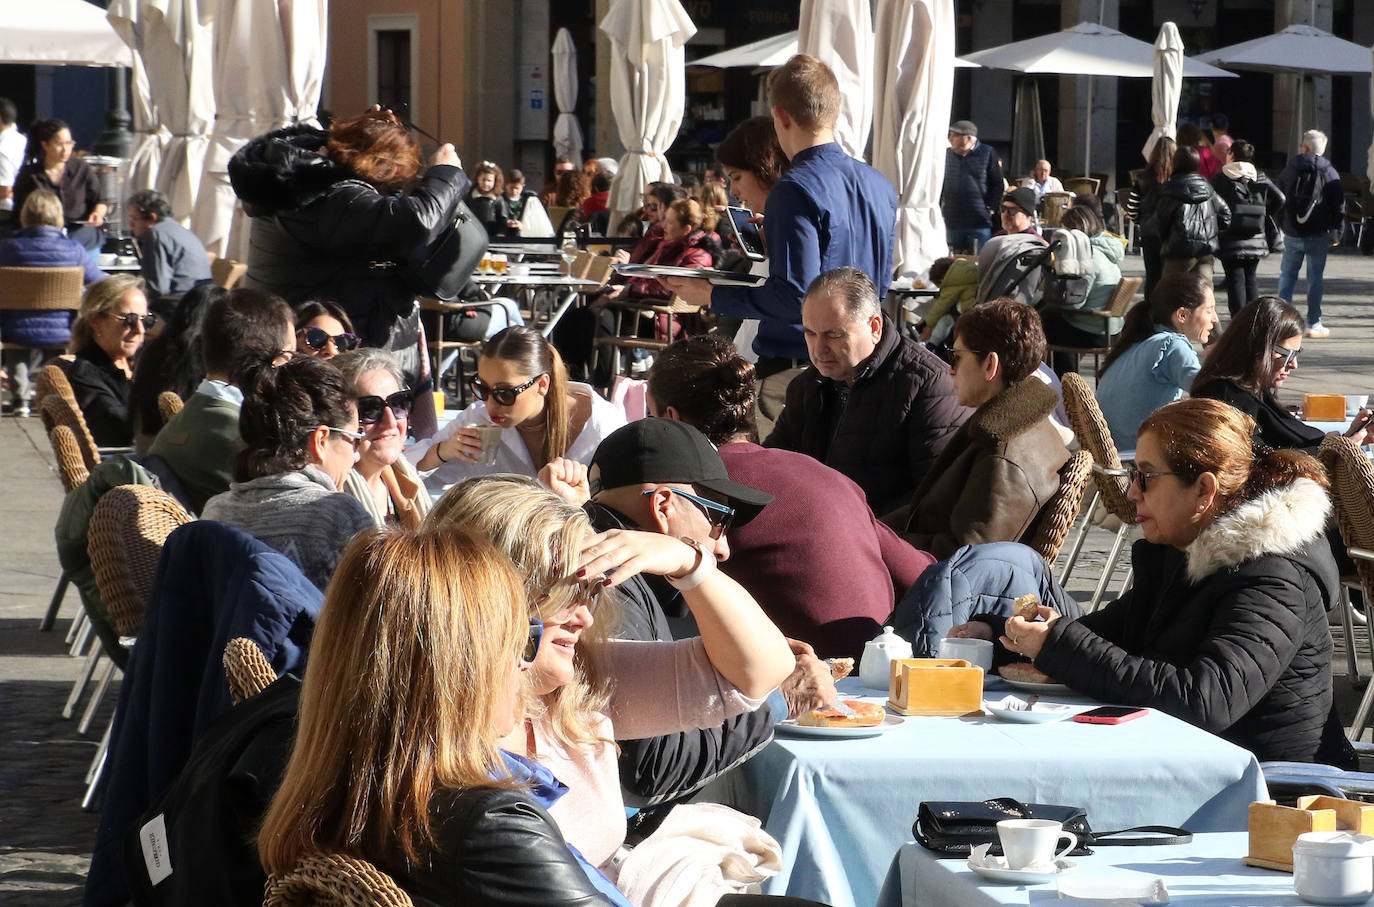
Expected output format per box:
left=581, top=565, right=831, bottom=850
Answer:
left=914, top=798, right=1192, bottom=857
left=401, top=201, right=489, bottom=301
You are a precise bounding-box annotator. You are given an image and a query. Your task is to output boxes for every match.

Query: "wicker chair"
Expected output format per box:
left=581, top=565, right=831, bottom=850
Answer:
left=593, top=295, right=704, bottom=390
left=1059, top=372, right=1138, bottom=608
left=33, top=361, right=78, bottom=410
left=157, top=390, right=184, bottom=423
left=264, top=852, right=414, bottom=907
left=224, top=637, right=278, bottom=704
left=1320, top=434, right=1374, bottom=724
left=1026, top=450, right=1094, bottom=567
left=40, top=393, right=101, bottom=471
left=210, top=257, right=249, bottom=290
left=49, top=424, right=90, bottom=494
left=1044, top=276, right=1143, bottom=378
left=0, top=266, right=84, bottom=358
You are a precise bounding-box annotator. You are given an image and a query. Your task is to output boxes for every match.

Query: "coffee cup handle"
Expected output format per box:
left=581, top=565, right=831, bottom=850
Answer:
left=1054, top=832, right=1077, bottom=861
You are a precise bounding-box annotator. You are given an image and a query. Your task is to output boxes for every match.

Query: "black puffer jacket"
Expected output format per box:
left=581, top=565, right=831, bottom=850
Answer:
left=1154, top=172, right=1231, bottom=259
left=1035, top=477, right=1337, bottom=763
left=228, top=125, right=469, bottom=346
left=1210, top=163, right=1286, bottom=260
left=1128, top=175, right=1165, bottom=240
left=766, top=316, right=971, bottom=521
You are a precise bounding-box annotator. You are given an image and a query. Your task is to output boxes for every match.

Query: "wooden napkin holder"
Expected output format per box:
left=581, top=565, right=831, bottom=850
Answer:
left=887, top=658, right=983, bottom=716
left=1245, top=796, right=1374, bottom=871
left=1303, top=394, right=1347, bottom=422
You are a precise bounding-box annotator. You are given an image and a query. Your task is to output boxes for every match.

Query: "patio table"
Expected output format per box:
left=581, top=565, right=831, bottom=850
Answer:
left=703, top=677, right=1266, bottom=907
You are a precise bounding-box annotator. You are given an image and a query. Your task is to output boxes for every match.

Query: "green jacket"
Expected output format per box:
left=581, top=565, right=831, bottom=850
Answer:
left=148, top=392, right=243, bottom=514
left=1062, top=232, right=1126, bottom=336
left=923, top=257, right=980, bottom=327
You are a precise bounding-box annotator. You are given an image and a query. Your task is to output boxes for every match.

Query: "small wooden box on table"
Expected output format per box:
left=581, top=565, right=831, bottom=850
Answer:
left=886, top=658, right=983, bottom=716
left=1246, top=796, right=1374, bottom=871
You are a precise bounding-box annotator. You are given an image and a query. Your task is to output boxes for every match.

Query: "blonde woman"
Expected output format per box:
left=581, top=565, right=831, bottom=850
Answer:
left=333, top=348, right=430, bottom=527
left=66, top=274, right=153, bottom=445
left=258, top=526, right=629, bottom=905
left=425, top=475, right=793, bottom=877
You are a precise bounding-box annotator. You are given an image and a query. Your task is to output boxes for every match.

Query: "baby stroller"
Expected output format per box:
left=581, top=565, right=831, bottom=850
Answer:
left=976, top=234, right=1058, bottom=307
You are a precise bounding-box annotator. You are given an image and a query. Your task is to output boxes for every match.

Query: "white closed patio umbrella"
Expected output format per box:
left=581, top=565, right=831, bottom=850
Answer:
left=552, top=28, right=584, bottom=167
left=872, top=0, right=955, bottom=278
left=599, top=0, right=696, bottom=226
left=1368, top=44, right=1374, bottom=187
left=0, top=0, right=133, bottom=66
left=962, top=21, right=1233, bottom=174
left=799, top=0, right=874, bottom=160
left=1142, top=22, right=1183, bottom=162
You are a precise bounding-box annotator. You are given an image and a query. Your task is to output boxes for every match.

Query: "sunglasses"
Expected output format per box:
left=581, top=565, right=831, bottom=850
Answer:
left=109, top=311, right=157, bottom=330
left=323, top=425, right=366, bottom=450
left=1127, top=466, right=1176, bottom=493
left=357, top=390, right=414, bottom=425
left=643, top=487, right=735, bottom=540
left=523, top=618, right=544, bottom=665
left=1273, top=345, right=1302, bottom=369
left=544, top=575, right=606, bottom=624
left=469, top=374, right=544, bottom=406
left=299, top=326, right=361, bottom=353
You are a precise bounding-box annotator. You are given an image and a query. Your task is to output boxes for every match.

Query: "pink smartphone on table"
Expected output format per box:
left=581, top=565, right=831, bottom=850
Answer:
left=1072, top=706, right=1148, bottom=725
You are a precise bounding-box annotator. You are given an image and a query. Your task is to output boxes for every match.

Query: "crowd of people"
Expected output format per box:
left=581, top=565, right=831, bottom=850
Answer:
left=2, top=53, right=1365, bottom=907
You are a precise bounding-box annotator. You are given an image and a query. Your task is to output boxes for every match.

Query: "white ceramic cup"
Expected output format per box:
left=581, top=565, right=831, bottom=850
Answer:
left=1348, top=395, right=1369, bottom=416
left=938, top=637, right=994, bottom=673
left=997, top=819, right=1077, bottom=871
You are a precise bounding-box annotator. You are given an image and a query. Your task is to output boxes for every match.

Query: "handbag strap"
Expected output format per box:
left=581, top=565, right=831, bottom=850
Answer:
left=1089, top=825, right=1193, bottom=846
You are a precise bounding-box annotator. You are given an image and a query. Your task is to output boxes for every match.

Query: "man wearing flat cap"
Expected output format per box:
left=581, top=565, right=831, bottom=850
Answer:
left=941, top=119, right=1004, bottom=253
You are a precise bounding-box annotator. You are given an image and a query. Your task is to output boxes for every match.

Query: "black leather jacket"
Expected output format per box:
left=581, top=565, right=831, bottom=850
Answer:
left=389, top=787, right=619, bottom=906
left=1154, top=172, right=1231, bottom=259
left=228, top=125, right=469, bottom=346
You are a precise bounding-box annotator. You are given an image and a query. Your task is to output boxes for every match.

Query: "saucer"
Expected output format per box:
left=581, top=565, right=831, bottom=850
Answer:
left=967, top=856, right=1078, bottom=884
left=984, top=696, right=1074, bottom=724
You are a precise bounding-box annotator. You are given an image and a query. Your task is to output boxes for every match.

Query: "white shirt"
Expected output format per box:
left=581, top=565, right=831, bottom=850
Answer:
left=1020, top=175, right=1066, bottom=200
left=406, top=382, right=628, bottom=494
left=0, top=124, right=27, bottom=212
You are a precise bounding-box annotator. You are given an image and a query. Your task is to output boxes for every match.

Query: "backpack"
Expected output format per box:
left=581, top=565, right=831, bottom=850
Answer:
left=1228, top=178, right=1266, bottom=239
left=1291, top=168, right=1323, bottom=225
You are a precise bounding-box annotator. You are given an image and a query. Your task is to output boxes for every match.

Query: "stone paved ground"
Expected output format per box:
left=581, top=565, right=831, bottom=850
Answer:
left=2, top=246, right=1373, bottom=905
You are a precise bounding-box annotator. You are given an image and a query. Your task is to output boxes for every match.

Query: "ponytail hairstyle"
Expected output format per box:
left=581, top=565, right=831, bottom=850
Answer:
left=233, top=354, right=357, bottom=481
left=23, top=118, right=69, bottom=168
left=1100, top=271, right=1210, bottom=376
left=1139, top=398, right=1327, bottom=520
left=647, top=335, right=758, bottom=445
left=1144, top=137, right=1176, bottom=186
left=1191, top=295, right=1304, bottom=395
left=481, top=326, right=570, bottom=467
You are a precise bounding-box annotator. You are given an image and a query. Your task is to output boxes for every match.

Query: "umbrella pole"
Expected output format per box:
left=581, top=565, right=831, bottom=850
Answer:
left=1084, top=76, right=1093, bottom=175
left=1294, top=74, right=1303, bottom=152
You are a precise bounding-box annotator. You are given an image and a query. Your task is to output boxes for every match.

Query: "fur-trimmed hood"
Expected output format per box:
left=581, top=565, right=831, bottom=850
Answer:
left=967, top=377, right=1061, bottom=445
left=1184, top=477, right=1331, bottom=583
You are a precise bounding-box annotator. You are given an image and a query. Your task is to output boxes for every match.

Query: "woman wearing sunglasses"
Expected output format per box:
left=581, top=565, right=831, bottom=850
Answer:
left=201, top=355, right=374, bottom=590
left=65, top=274, right=154, bottom=446
left=425, top=476, right=791, bottom=888
left=1192, top=295, right=1374, bottom=453
left=955, top=398, right=1345, bottom=765
left=292, top=299, right=360, bottom=360
left=332, top=349, right=430, bottom=527
left=409, top=326, right=625, bottom=491
left=259, top=525, right=630, bottom=906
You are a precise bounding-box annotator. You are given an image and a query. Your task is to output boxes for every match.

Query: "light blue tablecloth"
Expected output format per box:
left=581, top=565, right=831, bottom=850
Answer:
left=876, top=832, right=1308, bottom=906
left=707, top=678, right=1266, bottom=907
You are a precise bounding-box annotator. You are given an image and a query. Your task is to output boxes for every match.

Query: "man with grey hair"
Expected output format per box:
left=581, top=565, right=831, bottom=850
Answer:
left=127, top=188, right=213, bottom=301
left=765, top=267, right=969, bottom=521
left=1275, top=128, right=1344, bottom=337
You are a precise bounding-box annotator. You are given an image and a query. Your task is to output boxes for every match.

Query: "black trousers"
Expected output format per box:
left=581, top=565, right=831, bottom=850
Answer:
left=1219, top=256, right=1260, bottom=316
left=1140, top=235, right=1163, bottom=300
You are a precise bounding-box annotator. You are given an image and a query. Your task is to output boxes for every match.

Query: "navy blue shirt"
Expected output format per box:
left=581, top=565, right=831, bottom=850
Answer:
left=712, top=142, right=897, bottom=360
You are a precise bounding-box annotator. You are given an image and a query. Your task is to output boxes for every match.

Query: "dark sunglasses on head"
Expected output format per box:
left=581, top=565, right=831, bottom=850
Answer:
left=1127, top=466, right=1176, bottom=493
left=110, top=312, right=157, bottom=330
left=357, top=390, right=414, bottom=425
left=1272, top=345, right=1302, bottom=368
left=523, top=618, right=544, bottom=665
left=469, top=374, right=544, bottom=406
left=299, top=326, right=361, bottom=352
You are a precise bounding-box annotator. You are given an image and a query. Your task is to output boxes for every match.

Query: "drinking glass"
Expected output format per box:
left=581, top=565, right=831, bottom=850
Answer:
left=561, top=231, right=579, bottom=278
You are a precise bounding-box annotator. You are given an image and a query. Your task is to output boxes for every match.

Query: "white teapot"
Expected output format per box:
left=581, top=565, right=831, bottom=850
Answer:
left=860, top=626, right=913, bottom=690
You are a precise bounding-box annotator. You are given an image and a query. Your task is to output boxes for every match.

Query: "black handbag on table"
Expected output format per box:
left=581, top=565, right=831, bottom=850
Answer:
left=914, top=798, right=1192, bottom=857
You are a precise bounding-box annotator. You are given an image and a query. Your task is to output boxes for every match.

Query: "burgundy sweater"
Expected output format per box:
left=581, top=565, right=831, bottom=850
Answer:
left=719, top=442, right=936, bottom=659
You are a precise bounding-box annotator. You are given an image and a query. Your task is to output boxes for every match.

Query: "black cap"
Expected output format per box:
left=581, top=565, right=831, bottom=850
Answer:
left=1003, top=187, right=1037, bottom=216
left=589, top=419, right=773, bottom=527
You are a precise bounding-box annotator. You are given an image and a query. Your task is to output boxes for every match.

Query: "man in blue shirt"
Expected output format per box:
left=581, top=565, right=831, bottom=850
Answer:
left=663, top=54, right=897, bottom=432
left=128, top=188, right=214, bottom=302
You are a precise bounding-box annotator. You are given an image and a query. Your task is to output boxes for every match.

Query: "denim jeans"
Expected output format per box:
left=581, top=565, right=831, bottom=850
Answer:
left=946, top=226, right=991, bottom=253
left=1277, top=232, right=1331, bottom=325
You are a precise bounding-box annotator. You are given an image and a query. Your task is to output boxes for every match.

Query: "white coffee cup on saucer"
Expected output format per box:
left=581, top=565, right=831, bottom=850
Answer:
left=997, top=819, right=1078, bottom=871
left=939, top=637, right=994, bottom=673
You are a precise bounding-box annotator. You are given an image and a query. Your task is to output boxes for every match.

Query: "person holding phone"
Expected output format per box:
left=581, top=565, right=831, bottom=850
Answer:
left=954, top=398, right=1347, bottom=766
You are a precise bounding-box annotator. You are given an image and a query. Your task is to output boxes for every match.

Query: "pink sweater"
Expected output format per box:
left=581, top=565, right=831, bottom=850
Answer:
left=534, top=636, right=767, bottom=873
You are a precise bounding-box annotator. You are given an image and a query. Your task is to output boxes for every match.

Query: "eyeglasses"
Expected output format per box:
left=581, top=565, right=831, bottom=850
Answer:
left=357, top=390, right=414, bottom=425
left=469, top=374, right=544, bottom=406
left=299, top=326, right=361, bottom=353
left=109, top=312, right=157, bottom=330
left=323, top=425, right=366, bottom=450
left=947, top=346, right=985, bottom=367
left=643, top=487, right=735, bottom=540
left=1000, top=205, right=1024, bottom=216
left=523, top=618, right=544, bottom=666
left=1273, top=345, right=1302, bottom=369
left=542, top=575, right=606, bottom=624
left=1127, top=466, right=1176, bottom=493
